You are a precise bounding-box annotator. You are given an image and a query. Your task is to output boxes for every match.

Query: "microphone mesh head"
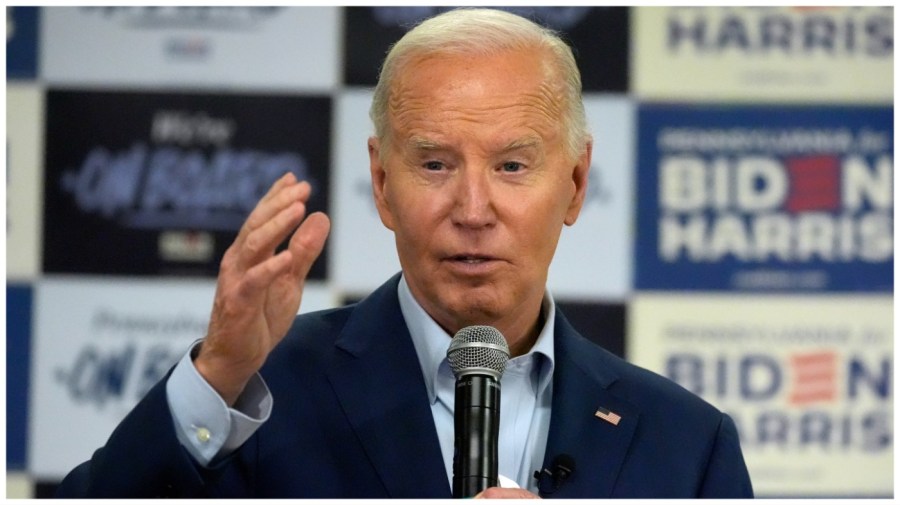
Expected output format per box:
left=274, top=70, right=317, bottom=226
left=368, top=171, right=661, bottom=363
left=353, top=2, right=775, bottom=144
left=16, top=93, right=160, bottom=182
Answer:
left=447, top=325, right=510, bottom=380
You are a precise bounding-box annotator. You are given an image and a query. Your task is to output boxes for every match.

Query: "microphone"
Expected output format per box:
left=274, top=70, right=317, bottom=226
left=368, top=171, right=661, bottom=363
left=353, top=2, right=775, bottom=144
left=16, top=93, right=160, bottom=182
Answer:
left=533, top=454, right=576, bottom=495
left=447, top=325, right=510, bottom=498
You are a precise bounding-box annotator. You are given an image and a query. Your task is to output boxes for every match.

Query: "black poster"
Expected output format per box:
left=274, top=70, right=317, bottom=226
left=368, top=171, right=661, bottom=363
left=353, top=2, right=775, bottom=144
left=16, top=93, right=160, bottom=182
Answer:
left=343, top=6, right=629, bottom=92
left=43, top=89, right=332, bottom=278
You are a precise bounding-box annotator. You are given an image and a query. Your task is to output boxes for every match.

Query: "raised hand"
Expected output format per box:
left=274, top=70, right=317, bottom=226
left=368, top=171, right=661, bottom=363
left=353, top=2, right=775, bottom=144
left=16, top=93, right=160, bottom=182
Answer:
left=195, top=172, right=331, bottom=405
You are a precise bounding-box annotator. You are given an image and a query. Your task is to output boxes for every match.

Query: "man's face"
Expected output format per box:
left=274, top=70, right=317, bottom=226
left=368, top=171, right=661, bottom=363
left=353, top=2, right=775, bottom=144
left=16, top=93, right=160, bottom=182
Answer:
left=369, top=47, right=591, bottom=349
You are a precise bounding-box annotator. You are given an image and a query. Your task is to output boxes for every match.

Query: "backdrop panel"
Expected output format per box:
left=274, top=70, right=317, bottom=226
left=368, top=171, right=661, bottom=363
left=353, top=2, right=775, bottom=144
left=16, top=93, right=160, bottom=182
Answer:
left=635, top=104, right=893, bottom=292
left=330, top=89, right=400, bottom=295
left=7, top=284, right=34, bottom=471
left=629, top=293, right=893, bottom=497
left=28, top=277, right=336, bottom=480
left=343, top=6, right=629, bottom=92
left=42, top=89, right=332, bottom=278
left=41, top=7, right=340, bottom=91
left=548, top=96, right=635, bottom=300
left=633, top=7, right=893, bottom=103
left=7, top=85, right=45, bottom=281
left=7, top=7, right=40, bottom=80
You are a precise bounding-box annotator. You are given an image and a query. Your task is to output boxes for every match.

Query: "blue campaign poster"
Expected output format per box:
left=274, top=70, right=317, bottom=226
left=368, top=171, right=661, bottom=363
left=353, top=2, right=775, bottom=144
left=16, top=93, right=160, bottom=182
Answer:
left=635, top=105, right=893, bottom=292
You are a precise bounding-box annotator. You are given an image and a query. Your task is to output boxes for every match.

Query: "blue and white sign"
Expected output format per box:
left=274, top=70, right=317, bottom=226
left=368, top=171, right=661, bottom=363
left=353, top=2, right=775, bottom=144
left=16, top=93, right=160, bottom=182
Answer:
left=635, top=105, right=893, bottom=292
left=629, top=293, right=893, bottom=496
left=29, top=277, right=337, bottom=479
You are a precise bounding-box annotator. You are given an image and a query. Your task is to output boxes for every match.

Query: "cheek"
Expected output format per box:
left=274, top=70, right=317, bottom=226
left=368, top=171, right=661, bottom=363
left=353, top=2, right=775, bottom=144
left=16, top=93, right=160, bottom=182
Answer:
left=519, top=193, right=569, bottom=253
left=381, top=174, right=418, bottom=230
left=386, top=185, right=441, bottom=240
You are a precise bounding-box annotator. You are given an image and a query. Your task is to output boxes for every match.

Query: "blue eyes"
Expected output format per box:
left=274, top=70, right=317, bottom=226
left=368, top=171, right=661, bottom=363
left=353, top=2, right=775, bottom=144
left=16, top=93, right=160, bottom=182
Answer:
left=421, top=161, right=523, bottom=172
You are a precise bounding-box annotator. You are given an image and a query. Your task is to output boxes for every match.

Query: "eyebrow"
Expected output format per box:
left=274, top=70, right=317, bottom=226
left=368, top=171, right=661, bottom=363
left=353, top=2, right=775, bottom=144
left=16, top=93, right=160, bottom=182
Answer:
left=406, top=135, right=543, bottom=152
left=501, top=136, right=542, bottom=152
left=407, top=136, right=445, bottom=151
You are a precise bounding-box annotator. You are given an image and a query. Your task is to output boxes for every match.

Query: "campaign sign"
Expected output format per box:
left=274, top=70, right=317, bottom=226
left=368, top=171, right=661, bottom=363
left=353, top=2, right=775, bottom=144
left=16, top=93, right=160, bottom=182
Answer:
left=41, top=7, right=339, bottom=90
left=29, top=278, right=215, bottom=479
left=343, top=6, right=629, bottom=92
left=629, top=294, right=893, bottom=497
left=43, top=90, right=331, bottom=278
left=29, top=277, right=337, bottom=479
left=633, top=6, right=893, bottom=103
left=7, top=6, right=39, bottom=79
left=636, top=105, right=892, bottom=292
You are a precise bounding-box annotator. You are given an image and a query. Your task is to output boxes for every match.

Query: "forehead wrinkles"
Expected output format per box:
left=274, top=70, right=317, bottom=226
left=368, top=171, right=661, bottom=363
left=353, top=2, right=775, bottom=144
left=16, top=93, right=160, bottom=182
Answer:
left=387, top=78, right=566, bottom=140
left=387, top=49, right=566, bottom=129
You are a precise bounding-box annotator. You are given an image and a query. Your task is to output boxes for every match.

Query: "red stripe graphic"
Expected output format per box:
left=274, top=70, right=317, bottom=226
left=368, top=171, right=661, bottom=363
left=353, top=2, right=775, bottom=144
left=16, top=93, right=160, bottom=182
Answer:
left=789, top=351, right=838, bottom=405
left=785, top=156, right=841, bottom=213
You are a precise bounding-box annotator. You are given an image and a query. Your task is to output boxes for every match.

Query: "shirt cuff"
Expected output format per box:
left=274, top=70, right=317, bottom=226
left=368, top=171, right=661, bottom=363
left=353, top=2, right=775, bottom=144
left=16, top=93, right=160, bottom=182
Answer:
left=166, top=340, right=273, bottom=467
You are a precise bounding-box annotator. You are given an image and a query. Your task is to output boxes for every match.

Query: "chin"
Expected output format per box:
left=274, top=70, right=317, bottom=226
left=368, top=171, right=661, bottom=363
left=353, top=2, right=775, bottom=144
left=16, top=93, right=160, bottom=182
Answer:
left=449, top=301, right=504, bottom=326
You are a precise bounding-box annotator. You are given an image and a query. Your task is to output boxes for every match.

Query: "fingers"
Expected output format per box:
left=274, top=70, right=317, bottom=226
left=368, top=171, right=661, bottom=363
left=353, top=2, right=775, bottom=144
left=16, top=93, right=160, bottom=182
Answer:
left=237, top=249, right=295, bottom=304
left=240, top=199, right=305, bottom=268
left=287, top=211, right=331, bottom=279
left=243, top=172, right=306, bottom=233
left=229, top=173, right=314, bottom=272
left=232, top=211, right=330, bottom=306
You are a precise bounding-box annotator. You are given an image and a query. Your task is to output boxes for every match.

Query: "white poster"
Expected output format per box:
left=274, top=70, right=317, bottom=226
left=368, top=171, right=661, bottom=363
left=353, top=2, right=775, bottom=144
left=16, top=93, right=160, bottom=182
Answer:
left=633, top=6, right=893, bottom=103
left=629, top=294, right=893, bottom=497
left=41, top=6, right=339, bottom=90
left=29, top=277, right=336, bottom=479
left=548, top=96, right=634, bottom=300
left=6, top=84, right=44, bottom=281
left=331, top=90, right=401, bottom=295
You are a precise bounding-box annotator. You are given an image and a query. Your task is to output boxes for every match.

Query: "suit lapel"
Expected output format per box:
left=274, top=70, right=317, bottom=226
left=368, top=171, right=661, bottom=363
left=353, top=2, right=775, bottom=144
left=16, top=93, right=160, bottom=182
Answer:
left=325, top=275, right=450, bottom=498
left=321, top=278, right=639, bottom=498
left=539, top=311, right=639, bottom=498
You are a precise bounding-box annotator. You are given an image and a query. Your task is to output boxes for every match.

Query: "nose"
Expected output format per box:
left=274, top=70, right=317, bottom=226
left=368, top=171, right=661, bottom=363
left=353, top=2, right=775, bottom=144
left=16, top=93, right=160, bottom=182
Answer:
left=450, top=166, right=496, bottom=229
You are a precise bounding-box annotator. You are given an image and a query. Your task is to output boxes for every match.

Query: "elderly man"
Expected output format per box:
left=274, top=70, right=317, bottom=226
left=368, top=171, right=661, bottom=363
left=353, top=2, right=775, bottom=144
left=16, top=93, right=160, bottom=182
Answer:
left=58, top=8, right=753, bottom=498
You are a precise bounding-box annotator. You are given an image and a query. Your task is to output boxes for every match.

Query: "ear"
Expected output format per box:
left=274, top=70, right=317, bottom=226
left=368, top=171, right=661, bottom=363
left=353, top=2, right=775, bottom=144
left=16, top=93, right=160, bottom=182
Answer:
left=564, top=140, right=593, bottom=226
left=368, top=136, right=397, bottom=231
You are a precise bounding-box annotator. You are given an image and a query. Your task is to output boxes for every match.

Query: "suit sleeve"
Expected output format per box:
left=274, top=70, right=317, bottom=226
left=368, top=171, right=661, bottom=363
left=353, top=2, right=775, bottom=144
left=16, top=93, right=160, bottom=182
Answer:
left=55, top=377, right=217, bottom=498
left=698, top=413, right=754, bottom=498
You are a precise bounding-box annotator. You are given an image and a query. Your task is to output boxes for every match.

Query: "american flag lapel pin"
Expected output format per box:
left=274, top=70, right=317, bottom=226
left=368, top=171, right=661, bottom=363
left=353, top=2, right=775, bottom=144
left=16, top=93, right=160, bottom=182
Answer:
left=594, top=406, right=621, bottom=426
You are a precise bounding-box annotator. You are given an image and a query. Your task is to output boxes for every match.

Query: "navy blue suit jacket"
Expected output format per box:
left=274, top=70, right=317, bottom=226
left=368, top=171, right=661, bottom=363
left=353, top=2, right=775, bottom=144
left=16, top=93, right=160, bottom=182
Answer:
left=57, top=275, right=753, bottom=498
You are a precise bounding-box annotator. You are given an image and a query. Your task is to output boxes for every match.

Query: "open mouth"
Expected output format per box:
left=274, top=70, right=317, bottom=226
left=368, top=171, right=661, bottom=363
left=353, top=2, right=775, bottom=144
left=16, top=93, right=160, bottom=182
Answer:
left=449, top=255, right=494, bottom=264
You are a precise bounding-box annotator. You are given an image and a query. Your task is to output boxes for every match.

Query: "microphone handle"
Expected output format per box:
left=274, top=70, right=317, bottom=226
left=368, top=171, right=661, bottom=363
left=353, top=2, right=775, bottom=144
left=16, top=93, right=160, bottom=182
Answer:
left=452, top=374, right=501, bottom=498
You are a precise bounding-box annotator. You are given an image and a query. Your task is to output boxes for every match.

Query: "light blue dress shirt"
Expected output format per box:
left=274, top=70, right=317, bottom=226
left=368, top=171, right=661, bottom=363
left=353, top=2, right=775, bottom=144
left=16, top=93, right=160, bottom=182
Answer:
left=166, top=275, right=556, bottom=493
left=397, top=277, right=555, bottom=493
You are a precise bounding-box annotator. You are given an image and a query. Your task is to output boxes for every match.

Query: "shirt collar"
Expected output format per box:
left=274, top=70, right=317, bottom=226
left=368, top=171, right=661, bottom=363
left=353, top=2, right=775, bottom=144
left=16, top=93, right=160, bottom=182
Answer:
left=397, top=275, right=556, bottom=404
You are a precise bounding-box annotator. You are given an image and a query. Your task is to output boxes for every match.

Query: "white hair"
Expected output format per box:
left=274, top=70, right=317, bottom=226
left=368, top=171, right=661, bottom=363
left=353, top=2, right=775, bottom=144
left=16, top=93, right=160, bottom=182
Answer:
left=369, top=8, right=590, bottom=160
